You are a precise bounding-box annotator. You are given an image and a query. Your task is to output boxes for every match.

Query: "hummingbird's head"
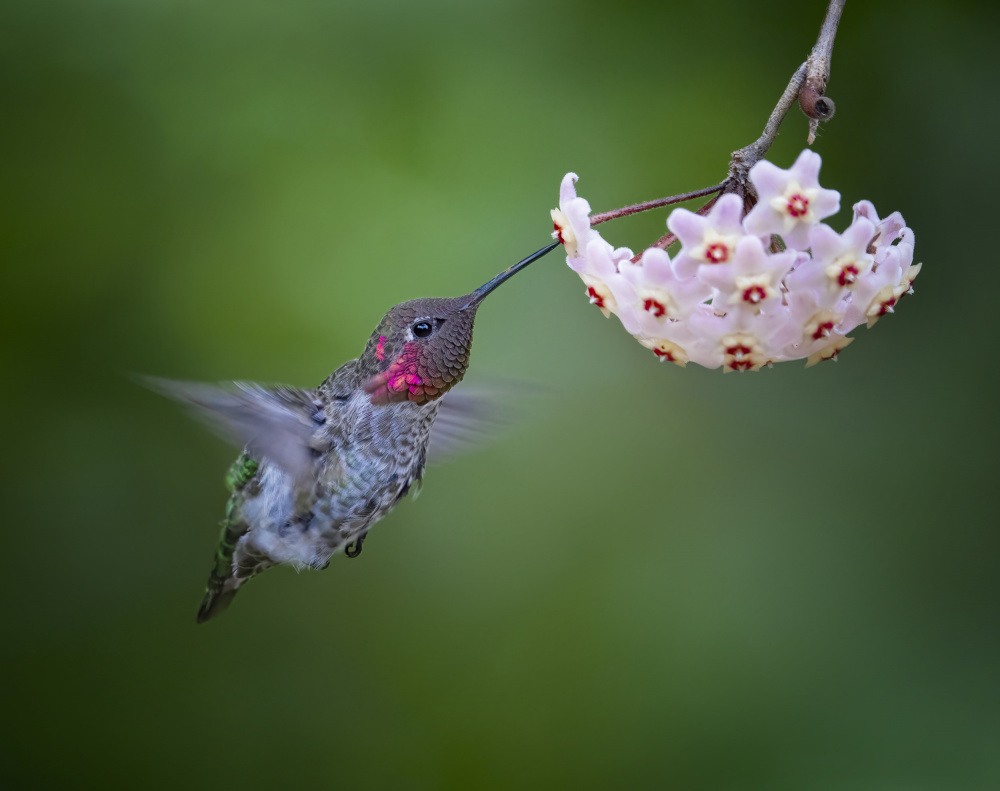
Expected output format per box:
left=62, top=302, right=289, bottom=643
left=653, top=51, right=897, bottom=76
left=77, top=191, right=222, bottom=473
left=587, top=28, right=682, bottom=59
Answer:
left=362, top=241, right=558, bottom=405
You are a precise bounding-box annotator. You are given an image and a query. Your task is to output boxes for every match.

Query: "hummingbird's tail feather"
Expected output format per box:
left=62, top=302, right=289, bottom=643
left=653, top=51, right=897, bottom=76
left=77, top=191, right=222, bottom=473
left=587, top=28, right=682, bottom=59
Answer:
left=197, top=543, right=277, bottom=623
left=196, top=453, right=257, bottom=624
left=196, top=517, right=247, bottom=623
left=197, top=580, right=239, bottom=623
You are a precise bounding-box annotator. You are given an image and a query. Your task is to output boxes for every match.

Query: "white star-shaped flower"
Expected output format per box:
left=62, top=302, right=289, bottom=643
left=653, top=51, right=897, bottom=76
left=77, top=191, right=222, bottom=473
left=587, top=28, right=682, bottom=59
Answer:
left=697, top=235, right=798, bottom=315
left=668, top=194, right=749, bottom=278
left=743, top=149, right=841, bottom=250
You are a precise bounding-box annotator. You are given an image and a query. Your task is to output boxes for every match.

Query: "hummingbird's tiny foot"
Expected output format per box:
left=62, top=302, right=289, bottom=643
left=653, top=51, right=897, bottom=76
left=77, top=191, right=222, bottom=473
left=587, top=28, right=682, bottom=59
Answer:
left=345, top=535, right=365, bottom=558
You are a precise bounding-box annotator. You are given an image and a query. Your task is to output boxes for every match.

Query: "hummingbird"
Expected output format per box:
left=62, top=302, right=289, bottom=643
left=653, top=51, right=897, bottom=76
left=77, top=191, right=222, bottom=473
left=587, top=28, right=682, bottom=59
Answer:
left=150, top=241, right=558, bottom=622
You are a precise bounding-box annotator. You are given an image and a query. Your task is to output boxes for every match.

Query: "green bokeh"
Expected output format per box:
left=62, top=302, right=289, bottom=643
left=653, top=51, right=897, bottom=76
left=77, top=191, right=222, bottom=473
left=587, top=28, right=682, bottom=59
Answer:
left=2, top=1, right=998, bottom=789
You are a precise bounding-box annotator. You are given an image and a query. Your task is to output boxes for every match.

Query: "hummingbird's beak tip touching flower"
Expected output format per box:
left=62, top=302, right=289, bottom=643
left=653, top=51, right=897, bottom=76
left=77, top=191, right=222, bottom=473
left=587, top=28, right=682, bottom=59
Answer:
left=551, top=172, right=591, bottom=260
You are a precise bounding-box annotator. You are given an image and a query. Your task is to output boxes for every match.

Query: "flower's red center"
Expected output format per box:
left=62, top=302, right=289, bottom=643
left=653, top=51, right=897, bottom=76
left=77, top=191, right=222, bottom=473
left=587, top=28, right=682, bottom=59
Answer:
left=837, top=264, right=860, bottom=287
left=587, top=286, right=606, bottom=308
left=553, top=221, right=566, bottom=246
left=653, top=347, right=676, bottom=362
left=705, top=242, right=730, bottom=263
left=726, top=347, right=755, bottom=370
left=722, top=335, right=764, bottom=372
left=811, top=321, right=835, bottom=341
left=742, top=286, right=767, bottom=304
left=786, top=193, right=809, bottom=218
left=643, top=298, right=667, bottom=317
left=876, top=296, right=897, bottom=316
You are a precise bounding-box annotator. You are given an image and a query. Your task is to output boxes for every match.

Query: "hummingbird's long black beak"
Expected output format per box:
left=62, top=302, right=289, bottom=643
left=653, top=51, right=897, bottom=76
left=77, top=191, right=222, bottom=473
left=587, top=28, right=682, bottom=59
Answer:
left=461, top=241, right=560, bottom=310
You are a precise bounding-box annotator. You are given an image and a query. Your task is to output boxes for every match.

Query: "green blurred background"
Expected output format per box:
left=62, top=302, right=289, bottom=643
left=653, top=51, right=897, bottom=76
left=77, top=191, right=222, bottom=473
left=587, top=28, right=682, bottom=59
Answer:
left=2, top=0, right=998, bottom=788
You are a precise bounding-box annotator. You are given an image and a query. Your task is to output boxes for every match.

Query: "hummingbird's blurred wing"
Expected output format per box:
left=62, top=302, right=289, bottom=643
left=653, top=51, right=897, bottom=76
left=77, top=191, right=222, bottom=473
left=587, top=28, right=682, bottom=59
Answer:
left=140, top=377, right=322, bottom=481
left=427, top=385, right=522, bottom=464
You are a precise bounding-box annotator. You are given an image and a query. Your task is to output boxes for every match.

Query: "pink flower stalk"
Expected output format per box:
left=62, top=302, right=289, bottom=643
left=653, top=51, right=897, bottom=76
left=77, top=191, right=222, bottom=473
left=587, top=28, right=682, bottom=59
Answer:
left=552, top=150, right=921, bottom=370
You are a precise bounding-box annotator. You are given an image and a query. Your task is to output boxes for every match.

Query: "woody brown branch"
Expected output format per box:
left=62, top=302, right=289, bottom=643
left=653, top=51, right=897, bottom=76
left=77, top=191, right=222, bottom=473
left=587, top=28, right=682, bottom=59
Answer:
left=585, top=0, right=845, bottom=245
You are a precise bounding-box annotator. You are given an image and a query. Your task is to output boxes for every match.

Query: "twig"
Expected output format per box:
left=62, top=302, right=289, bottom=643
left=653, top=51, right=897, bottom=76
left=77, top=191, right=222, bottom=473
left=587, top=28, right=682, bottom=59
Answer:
left=590, top=184, right=725, bottom=227
left=631, top=194, right=721, bottom=262
left=585, top=0, right=846, bottom=231
left=723, top=62, right=809, bottom=209
left=726, top=0, right=845, bottom=200
left=800, top=0, right=844, bottom=142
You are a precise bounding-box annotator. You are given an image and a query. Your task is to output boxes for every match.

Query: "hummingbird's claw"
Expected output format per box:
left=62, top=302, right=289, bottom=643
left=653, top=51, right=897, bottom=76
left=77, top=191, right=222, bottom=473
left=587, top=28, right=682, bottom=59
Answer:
left=345, top=534, right=365, bottom=558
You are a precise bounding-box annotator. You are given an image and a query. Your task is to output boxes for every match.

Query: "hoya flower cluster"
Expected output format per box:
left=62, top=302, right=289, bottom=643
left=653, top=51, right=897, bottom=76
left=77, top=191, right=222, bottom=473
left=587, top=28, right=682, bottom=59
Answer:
left=551, top=150, right=920, bottom=371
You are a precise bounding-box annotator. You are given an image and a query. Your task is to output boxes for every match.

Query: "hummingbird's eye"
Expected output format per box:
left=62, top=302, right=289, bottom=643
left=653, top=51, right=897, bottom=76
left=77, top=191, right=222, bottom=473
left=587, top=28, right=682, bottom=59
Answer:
left=412, top=321, right=433, bottom=338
